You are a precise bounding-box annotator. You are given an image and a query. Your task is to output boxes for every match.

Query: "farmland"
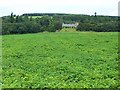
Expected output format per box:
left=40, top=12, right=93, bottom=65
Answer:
left=2, top=32, right=119, bottom=88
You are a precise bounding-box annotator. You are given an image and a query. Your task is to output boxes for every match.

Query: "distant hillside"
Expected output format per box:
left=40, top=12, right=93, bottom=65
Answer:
left=22, top=13, right=71, bottom=16
left=22, top=13, right=119, bottom=18
left=22, top=13, right=92, bottom=17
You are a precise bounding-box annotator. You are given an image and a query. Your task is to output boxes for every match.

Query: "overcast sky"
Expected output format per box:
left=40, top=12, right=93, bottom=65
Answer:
left=0, top=0, right=119, bottom=17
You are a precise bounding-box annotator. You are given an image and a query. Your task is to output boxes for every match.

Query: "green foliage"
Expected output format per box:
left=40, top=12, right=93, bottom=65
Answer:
left=54, top=21, right=62, bottom=31
left=39, top=16, right=50, bottom=26
left=76, top=22, right=96, bottom=31
left=76, top=21, right=118, bottom=32
left=2, top=13, right=118, bottom=35
left=2, top=32, right=119, bottom=88
left=10, top=12, right=14, bottom=23
left=53, top=15, right=62, bottom=31
left=2, top=14, right=58, bottom=34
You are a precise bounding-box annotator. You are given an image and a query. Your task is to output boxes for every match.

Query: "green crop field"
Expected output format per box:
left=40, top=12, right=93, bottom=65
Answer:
left=29, top=16, right=42, bottom=19
left=2, top=32, right=119, bottom=88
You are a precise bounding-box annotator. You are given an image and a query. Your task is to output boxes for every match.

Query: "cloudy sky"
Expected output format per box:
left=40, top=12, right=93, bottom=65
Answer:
left=0, top=0, right=119, bottom=17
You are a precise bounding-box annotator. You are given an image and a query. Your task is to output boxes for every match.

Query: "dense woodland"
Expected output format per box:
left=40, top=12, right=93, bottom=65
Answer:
left=2, top=13, right=119, bottom=35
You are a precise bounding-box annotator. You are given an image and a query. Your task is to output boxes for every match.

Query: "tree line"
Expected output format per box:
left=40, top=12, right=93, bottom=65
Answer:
left=2, top=13, right=119, bottom=35
left=62, top=14, right=118, bottom=32
left=2, top=13, right=62, bottom=34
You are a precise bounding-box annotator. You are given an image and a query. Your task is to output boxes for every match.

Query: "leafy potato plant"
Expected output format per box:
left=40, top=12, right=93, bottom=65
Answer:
left=2, top=32, right=119, bottom=88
